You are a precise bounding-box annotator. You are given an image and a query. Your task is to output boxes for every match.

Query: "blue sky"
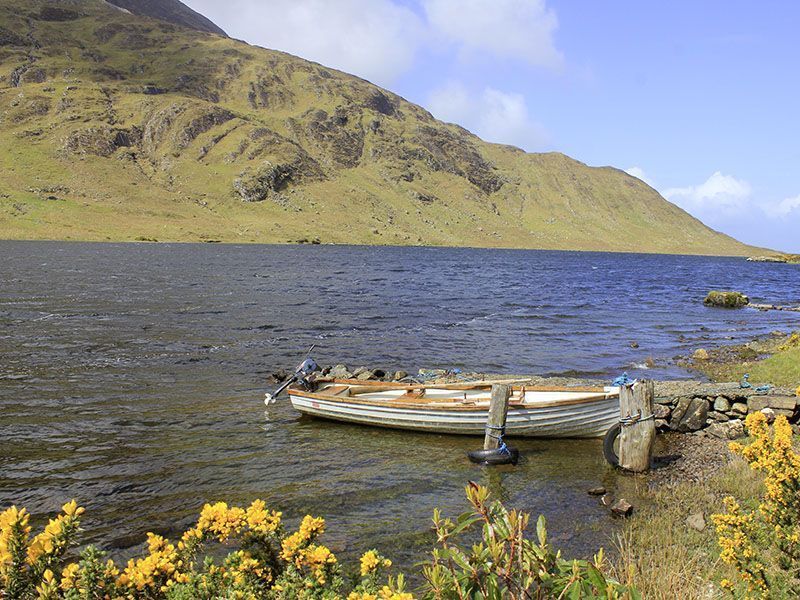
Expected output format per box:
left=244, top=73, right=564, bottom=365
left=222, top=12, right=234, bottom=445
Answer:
left=184, top=0, right=800, bottom=252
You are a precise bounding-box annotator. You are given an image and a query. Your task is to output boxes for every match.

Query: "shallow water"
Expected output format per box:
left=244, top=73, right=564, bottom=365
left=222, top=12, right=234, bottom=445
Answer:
left=1, top=242, right=799, bottom=568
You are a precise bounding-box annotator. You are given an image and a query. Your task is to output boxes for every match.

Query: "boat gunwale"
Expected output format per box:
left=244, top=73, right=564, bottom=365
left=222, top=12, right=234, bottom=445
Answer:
left=289, top=379, right=618, bottom=412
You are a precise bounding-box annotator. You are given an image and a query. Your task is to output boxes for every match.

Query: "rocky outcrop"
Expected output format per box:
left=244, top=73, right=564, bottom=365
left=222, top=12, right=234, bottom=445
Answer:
left=0, top=26, right=26, bottom=46
left=704, top=290, right=749, bottom=308
left=233, top=156, right=323, bottom=202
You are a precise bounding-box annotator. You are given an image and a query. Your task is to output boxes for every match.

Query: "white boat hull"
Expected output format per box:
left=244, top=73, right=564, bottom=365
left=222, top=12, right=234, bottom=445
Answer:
left=288, top=382, right=620, bottom=438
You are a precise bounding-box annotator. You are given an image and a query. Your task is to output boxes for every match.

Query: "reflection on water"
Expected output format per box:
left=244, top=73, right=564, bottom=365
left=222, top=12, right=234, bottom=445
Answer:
left=1, top=242, right=798, bottom=568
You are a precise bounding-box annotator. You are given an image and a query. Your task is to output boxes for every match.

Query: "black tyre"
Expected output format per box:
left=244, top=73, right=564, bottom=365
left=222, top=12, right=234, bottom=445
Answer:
left=603, top=423, right=621, bottom=467
left=467, top=446, right=519, bottom=465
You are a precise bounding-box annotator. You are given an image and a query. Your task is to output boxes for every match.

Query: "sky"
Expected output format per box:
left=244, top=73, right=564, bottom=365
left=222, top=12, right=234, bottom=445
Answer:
left=183, top=0, right=800, bottom=252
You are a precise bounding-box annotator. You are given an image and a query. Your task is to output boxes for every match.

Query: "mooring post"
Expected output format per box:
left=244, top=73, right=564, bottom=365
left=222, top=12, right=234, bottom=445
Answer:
left=618, top=379, right=656, bottom=472
left=484, top=384, right=511, bottom=450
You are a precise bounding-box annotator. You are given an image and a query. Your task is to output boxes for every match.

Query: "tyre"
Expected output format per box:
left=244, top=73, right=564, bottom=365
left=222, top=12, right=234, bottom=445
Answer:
left=467, top=446, right=519, bottom=465
left=603, top=423, right=621, bottom=467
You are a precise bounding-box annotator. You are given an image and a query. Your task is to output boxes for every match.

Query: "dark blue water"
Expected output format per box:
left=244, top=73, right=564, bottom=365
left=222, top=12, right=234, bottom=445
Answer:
left=1, top=242, right=799, bottom=570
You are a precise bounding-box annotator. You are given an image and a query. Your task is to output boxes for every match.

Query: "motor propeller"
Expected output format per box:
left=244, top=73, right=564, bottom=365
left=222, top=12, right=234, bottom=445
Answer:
left=264, top=347, right=320, bottom=406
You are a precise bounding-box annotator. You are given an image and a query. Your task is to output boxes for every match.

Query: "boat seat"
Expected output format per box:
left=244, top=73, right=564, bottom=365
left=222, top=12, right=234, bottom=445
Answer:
left=393, top=389, right=426, bottom=402
left=323, top=385, right=350, bottom=396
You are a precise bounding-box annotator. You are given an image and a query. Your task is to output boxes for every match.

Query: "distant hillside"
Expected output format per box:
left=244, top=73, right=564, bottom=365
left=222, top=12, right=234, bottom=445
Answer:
left=0, top=0, right=760, bottom=255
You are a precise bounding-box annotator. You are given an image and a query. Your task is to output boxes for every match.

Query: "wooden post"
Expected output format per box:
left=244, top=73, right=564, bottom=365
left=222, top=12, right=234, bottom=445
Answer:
left=618, top=379, right=656, bottom=472
left=484, top=384, right=511, bottom=450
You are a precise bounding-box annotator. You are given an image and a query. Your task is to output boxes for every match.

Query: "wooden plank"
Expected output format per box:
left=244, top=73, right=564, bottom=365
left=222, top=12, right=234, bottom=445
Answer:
left=618, top=380, right=656, bottom=472
left=484, top=384, right=511, bottom=450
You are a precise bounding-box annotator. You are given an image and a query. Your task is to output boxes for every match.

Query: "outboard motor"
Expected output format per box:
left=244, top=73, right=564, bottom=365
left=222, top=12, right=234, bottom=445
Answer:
left=264, top=355, right=320, bottom=406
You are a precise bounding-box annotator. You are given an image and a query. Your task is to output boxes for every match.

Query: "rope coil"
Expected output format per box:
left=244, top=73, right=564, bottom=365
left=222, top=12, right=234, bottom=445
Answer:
left=619, top=410, right=655, bottom=427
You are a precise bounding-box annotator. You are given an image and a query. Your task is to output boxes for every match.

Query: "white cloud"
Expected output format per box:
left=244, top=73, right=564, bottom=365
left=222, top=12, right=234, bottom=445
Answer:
left=762, top=194, right=800, bottom=218
left=663, top=171, right=752, bottom=214
left=422, top=0, right=562, bottom=69
left=624, top=166, right=654, bottom=187
left=184, top=0, right=564, bottom=86
left=427, top=82, right=550, bottom=150
left=183, top=0, right=424, bottom=86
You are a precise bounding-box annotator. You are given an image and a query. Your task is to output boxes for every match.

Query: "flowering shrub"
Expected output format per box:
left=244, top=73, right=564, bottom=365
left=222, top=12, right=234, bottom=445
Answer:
left=1, top=487, right=633, bottom=599
left=422, top=483, right=639, bottom=599
left=712, top=412, right=800, bottom=598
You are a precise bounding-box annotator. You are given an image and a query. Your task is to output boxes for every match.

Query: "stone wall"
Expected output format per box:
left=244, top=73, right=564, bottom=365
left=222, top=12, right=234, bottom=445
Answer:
left=651, top=381, right=799, bottom=440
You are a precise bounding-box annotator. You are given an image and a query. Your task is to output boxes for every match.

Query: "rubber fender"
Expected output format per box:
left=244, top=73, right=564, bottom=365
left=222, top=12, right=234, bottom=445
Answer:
left=603, top=423, right=621, bottom=467
left=467, top=446, right=519, bottom=465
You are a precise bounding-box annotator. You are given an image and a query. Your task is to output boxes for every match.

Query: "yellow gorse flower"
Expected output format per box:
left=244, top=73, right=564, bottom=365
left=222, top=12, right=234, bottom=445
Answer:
left=60, top=562, right=79, bottom=591
left=26, top=500, right=84, bottom=565
left=378, top=585, right=414, bottom=600
left=197, top=501, right=246, bottom=542
left=302, top=544, right=337, bottom=584
left=360, top=550, right=392, bottom=577
left=118, top=533, right=180, bottom=591
left=245, top=499, right=282, bottom=535
left=281, top=515, right=326, bottom=562
left=712, top=413, right=800, bottom=597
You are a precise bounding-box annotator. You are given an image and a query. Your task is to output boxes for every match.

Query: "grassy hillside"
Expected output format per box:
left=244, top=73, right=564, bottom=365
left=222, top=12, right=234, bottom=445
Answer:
left=0, top=0, right=760, bottom=254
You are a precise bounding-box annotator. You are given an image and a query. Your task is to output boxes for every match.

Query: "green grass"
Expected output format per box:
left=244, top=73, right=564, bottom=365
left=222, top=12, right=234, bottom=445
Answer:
left=611, top=457, right=763, bottom=599
left=0, top=0, right=767, bottom=254
left=712, top=346, right=800, bottom=388
left=692, top=332, right=800, bottom=388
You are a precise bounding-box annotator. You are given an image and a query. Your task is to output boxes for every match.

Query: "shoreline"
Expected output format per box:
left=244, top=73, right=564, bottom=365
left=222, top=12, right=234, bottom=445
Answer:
left=316, top=327, right=800, bottom=489
left=0, top=237, right=767, bottom=258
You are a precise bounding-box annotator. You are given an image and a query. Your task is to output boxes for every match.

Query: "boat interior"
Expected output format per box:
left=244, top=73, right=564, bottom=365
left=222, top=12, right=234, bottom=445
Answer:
left=294, top=379, right=618, bottom=408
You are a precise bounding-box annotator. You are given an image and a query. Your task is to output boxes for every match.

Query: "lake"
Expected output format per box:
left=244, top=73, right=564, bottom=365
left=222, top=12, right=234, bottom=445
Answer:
left=1, top=241, right=799, bottom=569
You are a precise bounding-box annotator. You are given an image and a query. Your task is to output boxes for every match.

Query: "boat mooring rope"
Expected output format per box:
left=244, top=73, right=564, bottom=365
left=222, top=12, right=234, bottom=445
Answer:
left=485, top=424, right=511, bottom=455
left=612, top=372, right=635, bottom=386
left=619, top=409, right=655, bottom=427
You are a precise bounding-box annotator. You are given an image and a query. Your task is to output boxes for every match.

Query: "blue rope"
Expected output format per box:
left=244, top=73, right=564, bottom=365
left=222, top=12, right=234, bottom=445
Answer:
left=485, top=424, right=511, bottom=455
left=755, top=384, right=772, bottom=394
left=740, top=374, right=752, bottom=389
left=612, top=372, right=633, bottom=386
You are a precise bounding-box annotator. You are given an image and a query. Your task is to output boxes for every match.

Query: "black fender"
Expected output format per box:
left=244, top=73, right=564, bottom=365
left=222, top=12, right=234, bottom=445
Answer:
left=467, top=446, right=519, bottom=465
left=603, top=423, right=621, bottom=467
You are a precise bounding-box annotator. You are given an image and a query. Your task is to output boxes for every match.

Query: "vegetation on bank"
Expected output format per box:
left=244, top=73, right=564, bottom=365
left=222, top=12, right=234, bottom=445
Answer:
left=5, top=418, right=800, bottom=599
left=0, top=484, right=638, bottom=599
left=690, top=331, right=800, bottom=388
left=612, top=413, right=800, bottom=599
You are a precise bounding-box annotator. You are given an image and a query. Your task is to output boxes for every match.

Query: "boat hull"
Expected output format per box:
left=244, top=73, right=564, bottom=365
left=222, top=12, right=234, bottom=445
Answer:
left=288, top=385, right=619, bottom=438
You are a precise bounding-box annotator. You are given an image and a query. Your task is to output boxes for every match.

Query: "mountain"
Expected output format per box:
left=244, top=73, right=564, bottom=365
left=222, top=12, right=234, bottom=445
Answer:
left=105, top=0, right=226, bottom=36
left=0, top=0, right=759, bottom=254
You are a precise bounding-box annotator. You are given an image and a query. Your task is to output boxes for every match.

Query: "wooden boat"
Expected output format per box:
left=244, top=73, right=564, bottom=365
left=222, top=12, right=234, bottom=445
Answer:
left=288, top=379, right=620, bottom=438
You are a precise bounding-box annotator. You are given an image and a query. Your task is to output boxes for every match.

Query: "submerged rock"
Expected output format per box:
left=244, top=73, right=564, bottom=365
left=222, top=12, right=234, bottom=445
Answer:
left=610, top=499, right=633, bottom=518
